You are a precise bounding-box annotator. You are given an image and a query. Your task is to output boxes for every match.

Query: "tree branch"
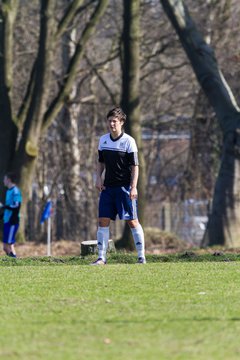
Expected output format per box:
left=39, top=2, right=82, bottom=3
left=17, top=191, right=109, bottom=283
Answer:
left=160, top=0, right=240, bottom=133
left=42, top=0, right=109, bottom=132
left=15, top=0, right=56, bottom=159
left=54, top=0, right=84, bottom=41
left=17, top=60, right=37, bottom=129
left=54, top=0, right=96, bottom=41
left=84, top=54, right=117, bottom=104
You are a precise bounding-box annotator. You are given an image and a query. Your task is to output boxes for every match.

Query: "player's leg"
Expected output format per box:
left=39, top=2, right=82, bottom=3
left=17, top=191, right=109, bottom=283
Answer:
left=3, top=223, right=17, bottom=257
left=9, top=244, right=17, bottom=258
left=92, top=221, right=109, bottom=265
left=3, top=243, right=9, bottom=255
left=116, top=186, right=146, bottom=263
left=8, top=224, right=18, bottom=257
left=92, top=188, right=117, bottom=265
left=127, top=219, right=146, bottom=264
left=3, top=223, right=10, bottom=255
left=94, top=217, right=110, bottom=264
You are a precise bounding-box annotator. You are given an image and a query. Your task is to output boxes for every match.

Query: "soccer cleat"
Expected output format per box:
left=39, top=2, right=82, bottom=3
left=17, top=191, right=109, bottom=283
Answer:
left=137, top=257, right=146, bottom=264
left=90, top=258, right=106, bottom=265
left=8, top=252, right=17, bottom=258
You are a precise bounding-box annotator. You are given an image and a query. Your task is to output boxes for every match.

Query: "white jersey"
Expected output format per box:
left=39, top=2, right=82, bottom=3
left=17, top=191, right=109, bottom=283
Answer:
left=98, top=132, right=139, bottom=186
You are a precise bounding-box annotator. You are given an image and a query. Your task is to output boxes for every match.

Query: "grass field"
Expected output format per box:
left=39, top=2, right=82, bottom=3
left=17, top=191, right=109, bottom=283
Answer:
left=0, top=253, right=240, bottom=360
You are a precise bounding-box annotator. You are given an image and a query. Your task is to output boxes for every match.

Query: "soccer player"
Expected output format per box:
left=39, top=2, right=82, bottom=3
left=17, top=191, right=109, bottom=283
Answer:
left=92, top=107, right=146, bottom=265
left=0, top=172, right=22, bottom=258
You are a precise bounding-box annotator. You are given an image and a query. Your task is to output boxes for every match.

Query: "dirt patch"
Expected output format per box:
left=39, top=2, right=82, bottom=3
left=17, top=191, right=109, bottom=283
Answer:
left=1, top=239, right=238, bottom=258
left=0, top=240, right=81, bottom=258
left=0, top=228, right=190, bottom=258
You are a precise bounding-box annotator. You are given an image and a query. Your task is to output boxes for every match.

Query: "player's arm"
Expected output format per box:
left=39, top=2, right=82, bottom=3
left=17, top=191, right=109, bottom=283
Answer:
left=1, top=201, right=20, bottom=210
left=95, top=152, right=105, bottom=191
left=0, top=202, right=20, bottom=210
left=0, top=204, right=19, bottom=210
left=128, top=149, right=139, bottom=200
left=8, top=203, right=21, bottom=224
left=130, top=165, right=139, bottom=200
left=0, top=198, right=21, bottom=224
left=0, top=192, right=21, bottom=210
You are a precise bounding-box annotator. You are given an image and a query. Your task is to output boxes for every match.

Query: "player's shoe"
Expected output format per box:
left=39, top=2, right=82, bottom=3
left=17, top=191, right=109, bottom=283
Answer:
left=137, top=257, right=146, bottom=264
left=91, top=258, right=106, bottom=265
left=8, top=252, right=17, bottom=258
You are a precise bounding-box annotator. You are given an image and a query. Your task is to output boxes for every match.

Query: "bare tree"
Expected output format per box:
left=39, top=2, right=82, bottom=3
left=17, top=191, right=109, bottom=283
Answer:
left=0, top=0, right=109, bottom=239
left=160, top=0, right=240, bottom=247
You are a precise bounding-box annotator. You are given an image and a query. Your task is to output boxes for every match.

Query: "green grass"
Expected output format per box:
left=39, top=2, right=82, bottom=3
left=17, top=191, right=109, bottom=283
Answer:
left=1, top=250, right=240, bottom=266
left=1, top=254, right=240, bottom=359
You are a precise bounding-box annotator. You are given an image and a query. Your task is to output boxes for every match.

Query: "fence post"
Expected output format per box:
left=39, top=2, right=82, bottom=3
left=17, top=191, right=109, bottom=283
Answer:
left=162, top=202, right=171, bottom=232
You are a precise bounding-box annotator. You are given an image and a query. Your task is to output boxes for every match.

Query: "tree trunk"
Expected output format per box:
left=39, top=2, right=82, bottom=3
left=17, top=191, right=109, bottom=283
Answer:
left=202, top=130, right=240, bottom=247
left=0, top=1, right=19, bottom=192
left=118, top=0, right=146, bottom=250
left=59, top=25, right=82, bottom=240
left=184, top=89, right=219, bottom=200
left=161, top=0, right=240, bottom=247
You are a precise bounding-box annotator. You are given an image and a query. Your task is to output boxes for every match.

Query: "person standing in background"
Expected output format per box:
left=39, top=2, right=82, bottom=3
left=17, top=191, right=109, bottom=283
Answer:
left=0, top=172, right=22, bottom=258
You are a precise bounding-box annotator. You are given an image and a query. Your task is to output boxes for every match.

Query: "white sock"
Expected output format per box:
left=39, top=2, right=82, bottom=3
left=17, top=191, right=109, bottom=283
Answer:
left=131, top=224, right=145, bottom=259
left=97, top=226, right=109, bottom=262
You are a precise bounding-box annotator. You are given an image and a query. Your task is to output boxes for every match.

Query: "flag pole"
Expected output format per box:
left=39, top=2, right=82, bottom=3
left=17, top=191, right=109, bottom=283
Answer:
left=47, top=216, right=51, bottom=256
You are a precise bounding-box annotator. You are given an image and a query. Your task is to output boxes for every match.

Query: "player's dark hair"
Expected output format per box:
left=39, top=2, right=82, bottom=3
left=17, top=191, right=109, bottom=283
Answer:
left=5, top=172, right=18, bottom=184
left=107, top=107, right=127, bottom=123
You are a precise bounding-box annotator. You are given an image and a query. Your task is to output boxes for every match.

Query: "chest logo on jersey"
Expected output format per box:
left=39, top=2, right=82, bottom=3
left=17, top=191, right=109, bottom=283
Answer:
left=119, top=141, right=126, bottom=150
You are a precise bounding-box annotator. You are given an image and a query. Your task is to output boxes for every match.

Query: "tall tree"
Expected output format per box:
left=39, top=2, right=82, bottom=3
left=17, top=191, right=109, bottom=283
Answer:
left=0, top=0, right=109, bottom=237
left=117, top=0, right=146, bottom=250
left=0, top=0, right=19, bottom=192
left=160, top=0, right=240, bottom=247
left=59, top=23, right=81, bottom=240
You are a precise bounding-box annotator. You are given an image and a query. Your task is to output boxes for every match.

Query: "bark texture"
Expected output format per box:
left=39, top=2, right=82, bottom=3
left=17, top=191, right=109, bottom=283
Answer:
left=118, top=0, right=146, bottom=250
left=161, top=0, right=240, bottom=247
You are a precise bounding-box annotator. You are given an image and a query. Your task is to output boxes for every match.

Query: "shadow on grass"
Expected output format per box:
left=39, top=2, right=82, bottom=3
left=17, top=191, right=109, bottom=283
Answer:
left=104, top=316, right=240, bottom=323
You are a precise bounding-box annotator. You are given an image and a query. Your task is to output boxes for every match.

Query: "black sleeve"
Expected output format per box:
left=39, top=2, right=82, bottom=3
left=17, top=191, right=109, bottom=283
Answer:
left=98, top=150, right=104, bottom=163
left=9, top=204, right=21, bottom=225
left=3, top=202, right=19, bottom=210
left=128, top=152, right=139, bottom=166
left=3, top=205, right=13, bottom=210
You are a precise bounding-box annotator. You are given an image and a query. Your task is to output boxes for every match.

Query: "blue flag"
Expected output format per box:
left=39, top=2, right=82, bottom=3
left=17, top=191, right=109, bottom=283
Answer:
left=40, top=200, right=52, bottom=224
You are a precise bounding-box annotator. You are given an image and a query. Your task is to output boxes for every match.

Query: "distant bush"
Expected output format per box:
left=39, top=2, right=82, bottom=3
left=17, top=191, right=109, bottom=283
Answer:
left=144, top=227, right=188, bottom=252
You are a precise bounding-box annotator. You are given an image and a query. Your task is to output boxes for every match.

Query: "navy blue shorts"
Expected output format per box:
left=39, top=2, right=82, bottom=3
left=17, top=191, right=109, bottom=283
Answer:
left=3, top=223, right=19, bottom=244
left=99, top=186, right=138, bottom=221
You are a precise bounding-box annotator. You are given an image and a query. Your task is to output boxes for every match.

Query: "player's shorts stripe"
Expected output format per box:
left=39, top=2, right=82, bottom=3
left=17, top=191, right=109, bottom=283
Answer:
left=121, top=186, right=130, bottom=195
left=8, top=225, right=15, bottom=244
left=132, top=199, right=138, bottom=219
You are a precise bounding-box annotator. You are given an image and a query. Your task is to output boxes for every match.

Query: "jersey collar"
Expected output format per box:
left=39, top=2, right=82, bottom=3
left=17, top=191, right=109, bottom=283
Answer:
left=110, top=132, right=124, bottom=142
